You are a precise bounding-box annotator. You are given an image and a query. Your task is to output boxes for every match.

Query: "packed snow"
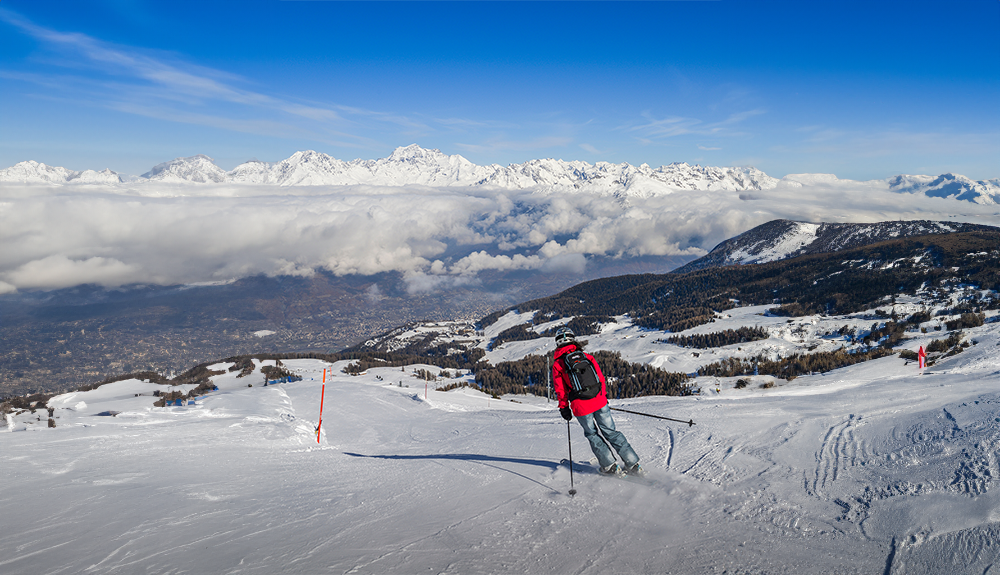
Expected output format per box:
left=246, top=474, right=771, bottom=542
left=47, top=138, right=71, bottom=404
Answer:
left=5, top=308, right=1000, bottom=573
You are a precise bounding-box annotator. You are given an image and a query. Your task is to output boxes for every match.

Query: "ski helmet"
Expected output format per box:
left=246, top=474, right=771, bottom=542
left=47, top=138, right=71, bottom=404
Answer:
left=554, top=326, right=576, bottom=347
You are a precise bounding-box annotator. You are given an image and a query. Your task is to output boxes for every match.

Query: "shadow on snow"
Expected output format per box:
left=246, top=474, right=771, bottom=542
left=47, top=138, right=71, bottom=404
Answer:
left=343, top=452, right=578, bottom=492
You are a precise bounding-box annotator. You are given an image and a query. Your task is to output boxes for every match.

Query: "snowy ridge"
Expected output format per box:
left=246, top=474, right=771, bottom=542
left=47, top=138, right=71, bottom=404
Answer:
left=675, top=218, right=997, bottom=273
left=219, top=145, right=780, bottom=194
left=4, top=146, right=997, bottom=204
left=0, top=145, right=778, bottom=195
left=0, top=160, right=122, bottom=184
left=474, top=158, right=777, bottom=197
left=889, top=173, right=1000, bottom=205
left=4, top=147, right=997, bottom=204
left=780, top=172, right=1000, bottom=205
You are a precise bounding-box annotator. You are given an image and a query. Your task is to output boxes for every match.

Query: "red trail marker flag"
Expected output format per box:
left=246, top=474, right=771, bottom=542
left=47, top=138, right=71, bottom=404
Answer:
left=918, top=346, right=926, bottom=370
left=317, top=369, right=326, bottom=443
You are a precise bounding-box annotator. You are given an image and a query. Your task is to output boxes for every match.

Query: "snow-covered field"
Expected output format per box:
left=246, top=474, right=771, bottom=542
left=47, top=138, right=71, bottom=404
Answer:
left=5, top=320, right=1000, bottom=574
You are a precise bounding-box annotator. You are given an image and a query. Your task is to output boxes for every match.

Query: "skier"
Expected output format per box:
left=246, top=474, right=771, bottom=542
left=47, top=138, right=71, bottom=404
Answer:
left=552, top=327, right=642, bottom=476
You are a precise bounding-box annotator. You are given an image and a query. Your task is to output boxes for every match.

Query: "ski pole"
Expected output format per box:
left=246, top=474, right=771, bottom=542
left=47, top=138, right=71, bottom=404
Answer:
left=610, top=406, right=695, bottom=427
left=566, top=420, right=576, bottom=496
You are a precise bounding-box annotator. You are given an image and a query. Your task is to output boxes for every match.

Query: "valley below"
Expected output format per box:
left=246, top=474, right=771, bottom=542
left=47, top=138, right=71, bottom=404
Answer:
left=0, top=255, right=691, bottom=396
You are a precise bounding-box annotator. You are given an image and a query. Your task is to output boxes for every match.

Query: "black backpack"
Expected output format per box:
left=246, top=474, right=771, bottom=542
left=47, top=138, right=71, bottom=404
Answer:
left=563, top=351, right=602, bottom=401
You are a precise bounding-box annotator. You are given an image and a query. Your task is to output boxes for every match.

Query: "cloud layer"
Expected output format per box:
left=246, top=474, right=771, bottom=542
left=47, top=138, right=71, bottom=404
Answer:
left=3, top=178, right=999, bottom=294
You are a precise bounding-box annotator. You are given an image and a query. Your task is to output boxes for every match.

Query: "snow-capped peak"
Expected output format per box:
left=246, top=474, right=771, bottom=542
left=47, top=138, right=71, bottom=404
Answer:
left=888, top=173, right=1000, bottom=205
left=141, top=154, right=227, bottom=183
left=0, top=160, right=122, bottom=184
left=388, top=144, right=450, bottom=162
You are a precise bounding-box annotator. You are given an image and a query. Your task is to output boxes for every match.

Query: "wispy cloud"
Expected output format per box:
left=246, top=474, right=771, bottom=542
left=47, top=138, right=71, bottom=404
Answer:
left=627, top=114, right=702, bottom=138
left=454, top=136, right=573, bottom=155
left=432, top=117, right=519, bottom=130
left=112, top=102, right=378, bottom=149
left=714, top=109, right=766, bottom=126
left=0, top=9, right=420, bottom=149
left=626, top=108, right=766, bottom=140
left=579, top=143, right=606, bottom=155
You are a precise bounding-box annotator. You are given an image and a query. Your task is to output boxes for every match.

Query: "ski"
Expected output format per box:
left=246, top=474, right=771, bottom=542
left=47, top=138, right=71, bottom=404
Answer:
left=560, top=459, right=651, bottom=484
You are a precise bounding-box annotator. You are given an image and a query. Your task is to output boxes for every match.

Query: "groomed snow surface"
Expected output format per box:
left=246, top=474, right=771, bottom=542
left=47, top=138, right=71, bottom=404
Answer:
left=5, top=334, right=1000, bottom=573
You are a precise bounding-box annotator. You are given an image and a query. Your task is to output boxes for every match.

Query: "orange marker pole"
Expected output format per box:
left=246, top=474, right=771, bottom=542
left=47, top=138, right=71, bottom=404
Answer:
left=316, top=369, right=326, bottom=443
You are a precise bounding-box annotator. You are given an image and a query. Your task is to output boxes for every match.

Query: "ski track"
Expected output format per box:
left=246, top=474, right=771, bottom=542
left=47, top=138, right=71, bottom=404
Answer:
left=666, top=427, right=674, bottom=468
left=808, top=415, right=862, bottom=498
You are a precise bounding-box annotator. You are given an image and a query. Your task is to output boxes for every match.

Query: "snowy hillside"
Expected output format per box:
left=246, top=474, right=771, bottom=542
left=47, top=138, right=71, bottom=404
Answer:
left=675, top=219, right=997, bottom=273
left=6, top=305, right=1000, bottom=573
left=355, top=276, right=997, bottom=380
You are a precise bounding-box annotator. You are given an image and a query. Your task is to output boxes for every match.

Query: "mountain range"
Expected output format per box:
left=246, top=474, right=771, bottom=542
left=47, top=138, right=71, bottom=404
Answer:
left=2, top=145, right=998, bottom=203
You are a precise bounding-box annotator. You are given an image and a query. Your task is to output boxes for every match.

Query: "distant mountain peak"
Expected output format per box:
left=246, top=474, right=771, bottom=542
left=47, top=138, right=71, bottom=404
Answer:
left=888, top=172, right=999, bottom=204
left=0, top=160, right=122, bottom=184
left=389, top=144, right=447, bottom=161
left=142, top=154, right=226, bottom=183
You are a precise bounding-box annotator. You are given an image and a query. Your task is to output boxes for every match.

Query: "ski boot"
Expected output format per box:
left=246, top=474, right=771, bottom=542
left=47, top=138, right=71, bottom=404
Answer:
left=599, top=462, right=620, bottom=476
left=623, top=462, right=646, bottom=477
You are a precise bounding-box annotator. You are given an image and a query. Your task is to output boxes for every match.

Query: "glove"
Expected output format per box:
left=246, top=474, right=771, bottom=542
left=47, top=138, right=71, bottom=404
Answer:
left=560, top=407, right=573, bottom=421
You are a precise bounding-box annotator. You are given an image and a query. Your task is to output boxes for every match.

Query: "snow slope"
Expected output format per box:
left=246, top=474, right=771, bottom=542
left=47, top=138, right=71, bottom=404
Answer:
left=729, top=221, right=820, bottom=264
left=5, top=321, right=1000, bottom=573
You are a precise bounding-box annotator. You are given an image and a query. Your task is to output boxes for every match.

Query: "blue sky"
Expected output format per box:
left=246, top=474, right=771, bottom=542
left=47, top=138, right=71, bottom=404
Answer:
left=0, top=0, right=997, bottom=180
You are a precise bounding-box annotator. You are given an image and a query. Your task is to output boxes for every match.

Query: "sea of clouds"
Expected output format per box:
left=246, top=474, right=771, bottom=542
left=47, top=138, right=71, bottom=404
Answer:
left=2, top=179, right=998, bottom=295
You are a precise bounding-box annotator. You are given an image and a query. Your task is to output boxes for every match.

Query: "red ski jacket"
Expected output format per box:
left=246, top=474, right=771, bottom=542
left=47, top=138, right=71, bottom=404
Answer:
left=552, top=343, right=608, bottom=417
